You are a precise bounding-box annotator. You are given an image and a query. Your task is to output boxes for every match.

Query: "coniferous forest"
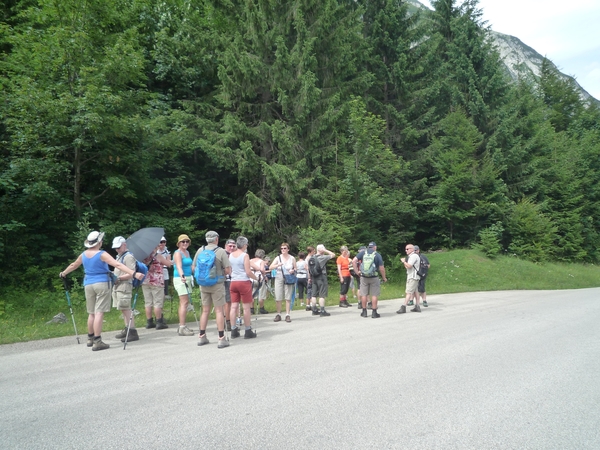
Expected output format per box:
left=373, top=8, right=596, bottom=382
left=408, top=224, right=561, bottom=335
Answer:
left=1, top=0, right=600, bottom=287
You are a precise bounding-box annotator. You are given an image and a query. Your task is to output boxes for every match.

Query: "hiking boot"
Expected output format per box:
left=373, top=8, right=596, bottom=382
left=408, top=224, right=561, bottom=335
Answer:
left=178, top=325, right=194, bottom=336
left=92, top=339, right=110, bottom=351
left=339, top=301, right=348, bottom=308
left=423, top=300, right=428, bottom=307
left=306, top=305, right=312, bottom=311
left=411, top=304, right=421, bottom=313
left=367, top=301, right=373, bottom=310
left=121, top=328, right=139, bottom=342
left=396, top=305, right=407, bottom=314
left=86, top=335, right=94, bottom=347
left=115, top=328, right=127, bottom=339
left=244, top=329, right=257, bottom=339
left=285, top=315, right=291, bottom=323
left=250, top=307, right=255, bottom=315
left=358, top=302, right=362, bottom=309
left=225, top=320, right=232, bottom=331
left=259, top=307, right=269, bottom=314
left=146, top=318, right=156, bottom=329
left=312, top=308, right=320, bottom=316
left=218, top=337, right=230, bottom=348
left=231, top=328, right=241, bottom=339
left=361, top=309, right=368, bottom=318
left=197, top=334, right=210, bottom=346
left=274, top=314, right=282, bottom=322
left=408, top=300, right=414, bottom=306
left=372, top=310, right=380, bottom=319
left=156, top=318, right=169, bottom=330
left=320, top=310, right=330, bottom=317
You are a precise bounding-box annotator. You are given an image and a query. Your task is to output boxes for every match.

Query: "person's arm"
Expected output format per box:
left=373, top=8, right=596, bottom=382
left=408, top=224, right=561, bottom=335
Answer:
left=337, top=260, right=344, bottom=282
left=379, top=266, right=387, bottom=282
left=100, top=252, right=144, bottom=280
left=352, top=256, right=360, bottom=276
left=243, top=254, right=258, bottom=281
left=269, top=256, right=281, bottom=271
left=60, top=255, right=83, bottom=277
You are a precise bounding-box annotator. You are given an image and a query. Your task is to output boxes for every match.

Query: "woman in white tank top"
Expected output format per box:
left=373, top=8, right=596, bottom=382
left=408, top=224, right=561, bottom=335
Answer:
left=228, top=236, right=259, bottom=339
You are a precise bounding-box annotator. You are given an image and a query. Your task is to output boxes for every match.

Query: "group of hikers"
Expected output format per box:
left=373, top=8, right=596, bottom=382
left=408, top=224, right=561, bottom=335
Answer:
left=59, top=230, right=430, bottom=351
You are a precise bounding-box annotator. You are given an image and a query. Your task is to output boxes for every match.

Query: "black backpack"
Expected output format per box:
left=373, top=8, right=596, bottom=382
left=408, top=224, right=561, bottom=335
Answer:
left=308, top=256, right=322, bottom=277
left=416, top=255, right=427, bottom=278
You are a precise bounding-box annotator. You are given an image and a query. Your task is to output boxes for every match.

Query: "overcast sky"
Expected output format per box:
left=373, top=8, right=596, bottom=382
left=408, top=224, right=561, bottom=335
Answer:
left=419, top=0, right=600, bottom=100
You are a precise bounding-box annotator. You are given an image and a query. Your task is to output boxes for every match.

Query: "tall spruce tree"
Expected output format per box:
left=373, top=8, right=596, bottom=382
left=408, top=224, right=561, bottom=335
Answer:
left=214, top=0, right=370, bottom=248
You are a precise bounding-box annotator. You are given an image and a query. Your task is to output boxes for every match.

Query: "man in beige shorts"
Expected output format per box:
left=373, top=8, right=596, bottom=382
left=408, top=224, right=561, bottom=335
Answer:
left=192, top=231, right=232, bottom=349
left=397, top=244, right=421, bottom=314
left=112, top=236, right=140, bottom=342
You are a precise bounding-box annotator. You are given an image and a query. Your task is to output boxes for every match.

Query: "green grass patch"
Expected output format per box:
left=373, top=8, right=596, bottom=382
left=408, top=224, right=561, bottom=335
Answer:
left=1, top=249, right=599, bottom=345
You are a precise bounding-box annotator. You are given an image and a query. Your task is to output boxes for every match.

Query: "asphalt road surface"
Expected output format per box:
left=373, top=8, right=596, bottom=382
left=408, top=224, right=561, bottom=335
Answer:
left=1, top=288, right=599, bottom=449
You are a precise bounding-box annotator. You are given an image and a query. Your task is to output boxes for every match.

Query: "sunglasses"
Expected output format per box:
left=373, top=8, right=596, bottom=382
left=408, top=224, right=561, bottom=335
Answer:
left=160, top=240, right=166, bottom=244
left=181, top=240, right=190, bottom=244
left=281, top=247, right=288, bottom=250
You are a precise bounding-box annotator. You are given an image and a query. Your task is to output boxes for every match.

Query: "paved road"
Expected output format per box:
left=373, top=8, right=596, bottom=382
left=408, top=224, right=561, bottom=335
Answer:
left=2, top=289, right=600, bottom=449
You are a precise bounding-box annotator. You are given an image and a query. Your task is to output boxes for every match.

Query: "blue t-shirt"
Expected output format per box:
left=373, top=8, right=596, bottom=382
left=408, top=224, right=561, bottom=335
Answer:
left=173, top=250, right=193, bottom=277
left=82, top=251, right=110, bottom=286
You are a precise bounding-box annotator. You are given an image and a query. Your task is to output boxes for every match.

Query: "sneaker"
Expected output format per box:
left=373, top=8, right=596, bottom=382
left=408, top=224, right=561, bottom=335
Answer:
left=218, top=337, right=230, bottom=348
left=408, top=300, right=414, bottom=306
left=115, top=328, right=127, bottom=339
left=306, top=306, right=312, bottom=311
left=225, top=320, right=232, bottom=331
left=274, top=314, right=282, bottom=322
left=92, top=339, right=110, bottom=351
left=86, top=336, right=94, bottom=347
left=231, top=328, right=241, bottom=339
left=146, top=318, right=156, bottom=329
left=396, top=305, right=407, bottom=314
left=320, top=310, right=330, bottom=317
left=156, top=318, right=169, bottom=330
left=312, top=308, right=320, bottom=316
left=339, top=301, right=348, bottom=308
left=285, top=315, right=291, bottom=323
left=372, top=310, right=380, bottom=319
left=121, top=328, right=139, bottom=342
left=178, top=325, right=194, bottom=336
left=411, top=305, right=422, bottom=313
left=244, top=329, right=257, bottom=339
left=259, top=307, right=269, bottom=314
left=197, top=334, right=210, bottom=346
left=360, top=309, right=368, bottom=318
left=423, top=300, right=428, bottom=307
left=367, top=301, right=373, bottom=310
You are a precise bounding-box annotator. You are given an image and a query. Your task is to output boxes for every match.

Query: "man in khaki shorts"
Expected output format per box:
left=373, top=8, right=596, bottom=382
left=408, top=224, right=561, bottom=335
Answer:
left=112, top=236, right=140, bottom=342
left=352, top=242, right=387, bottom=319
left=397, top=243, right=421, bottom=314
left=192, top=231, right=232, bottom=349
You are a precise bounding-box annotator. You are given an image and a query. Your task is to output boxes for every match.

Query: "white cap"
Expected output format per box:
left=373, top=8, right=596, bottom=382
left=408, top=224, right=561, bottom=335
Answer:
left=112, top=236, right=126, bottom=249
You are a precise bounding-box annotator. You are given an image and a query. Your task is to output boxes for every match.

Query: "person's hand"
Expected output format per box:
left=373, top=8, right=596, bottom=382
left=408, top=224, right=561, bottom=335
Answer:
left=382, top=277, right=388, bottom=283
left=134, top=272, right=145, bottom=281
left=59, top=272, right=65, bottom=278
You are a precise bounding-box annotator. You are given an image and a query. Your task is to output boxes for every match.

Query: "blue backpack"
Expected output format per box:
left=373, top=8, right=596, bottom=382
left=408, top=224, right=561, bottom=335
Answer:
left=194, top=247, right=223, bottom=286
left=119, top=252, right=148, bottom=288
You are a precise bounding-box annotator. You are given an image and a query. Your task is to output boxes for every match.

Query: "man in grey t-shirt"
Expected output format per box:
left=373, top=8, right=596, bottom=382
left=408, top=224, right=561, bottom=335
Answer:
left=308, top=244, right=335, bottom=317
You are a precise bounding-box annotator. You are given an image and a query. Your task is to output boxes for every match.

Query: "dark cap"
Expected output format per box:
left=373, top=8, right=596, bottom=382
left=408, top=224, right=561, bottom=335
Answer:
left=414, top=245, right=420, bottom=251
left=368, top=242, right=376, bottom=247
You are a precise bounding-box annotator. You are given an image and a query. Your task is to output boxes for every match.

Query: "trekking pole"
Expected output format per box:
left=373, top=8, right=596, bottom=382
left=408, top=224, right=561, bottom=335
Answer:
left=185, top=282, right=200, bottom=333
left=61, top=277, right=80, bottom=344
left=123, top=286, right=140, bottom=350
